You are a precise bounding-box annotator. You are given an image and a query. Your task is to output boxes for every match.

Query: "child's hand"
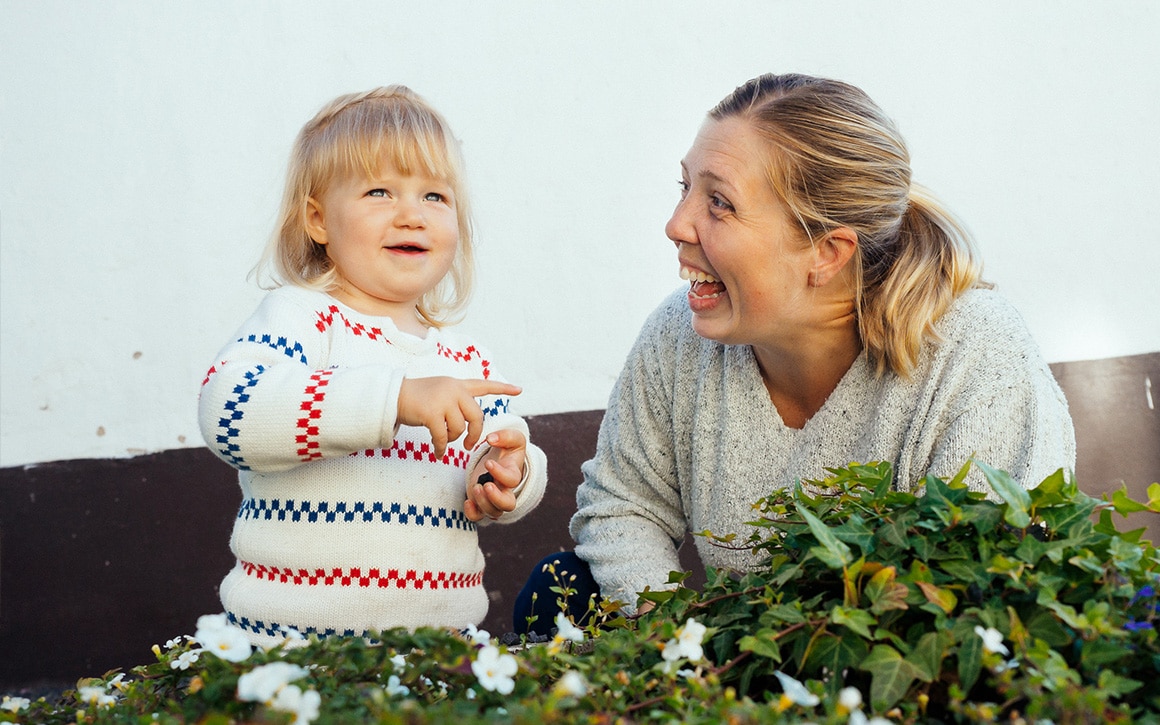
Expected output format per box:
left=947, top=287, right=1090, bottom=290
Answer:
left=464, top=429, right=527, bottom=522
left=397, top=377, right=522, bottom=459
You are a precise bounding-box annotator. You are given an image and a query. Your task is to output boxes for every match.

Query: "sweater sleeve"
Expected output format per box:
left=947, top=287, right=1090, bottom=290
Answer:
left=197, top=291, right=404, bottom=473
left=570, top=300, right=688, bottom=608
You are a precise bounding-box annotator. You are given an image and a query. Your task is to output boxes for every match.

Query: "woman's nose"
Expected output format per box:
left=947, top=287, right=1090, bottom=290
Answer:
left=665, top=198, right=696, bottom=247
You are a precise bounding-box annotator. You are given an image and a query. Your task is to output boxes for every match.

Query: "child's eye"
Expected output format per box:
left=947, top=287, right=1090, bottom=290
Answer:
left=367, top=188, right=389, bottom=198
left=424, top=191, right=447, bottom=202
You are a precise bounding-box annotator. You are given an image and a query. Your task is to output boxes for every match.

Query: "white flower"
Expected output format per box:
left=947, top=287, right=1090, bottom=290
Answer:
left=554, top=613, right=585, bottom=643
left=1, top=696, right=31, bottom=713
left=465, top=688, right=477, bottom=700
left=662, top=617, right=707, bottom=664
left=195, top=613, right=230, bottom=632
left=170, top=649, right=202, bottom=671
left=279, top=626, right=305, bottom=643
left=995, top=657, right=1020, bottom=673
left=270, top=684, right=321, bottom=723
left=77, top=685, right=116, bottom=707
left=974, top=625, right=1010, bottom=656
left=390, top=653, right=407, bottom=671
left=471, top=645, right=518, bottom=694
left=237, top=662, right=310, bottom=703
left=195, top=614, right=253, bottom=663
left=464, top=623, right=492, bottom=645
left=838, top=686, right=862, bottom=711
left=849, top=713, right=893, bottom=725
left=236, top=662, right=309, bottom=702
left=774, top=671, right=820, bottom=707
left=553, top=670, right=588, bottom=698
left=384, top=674, right=409, bottom=697
left=107, top=673, right=129, bottom=692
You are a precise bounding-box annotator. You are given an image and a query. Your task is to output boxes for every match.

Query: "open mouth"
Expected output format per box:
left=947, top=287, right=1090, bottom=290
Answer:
left=386, top=244, right=427, bottom=254
left=680, top=266, right=725, bottom=299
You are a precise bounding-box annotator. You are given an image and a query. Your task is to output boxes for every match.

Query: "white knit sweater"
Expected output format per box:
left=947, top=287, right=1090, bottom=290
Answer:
left=198, top=286, right=546, bottom=646
left=571, top=287, right=1075, bottom=606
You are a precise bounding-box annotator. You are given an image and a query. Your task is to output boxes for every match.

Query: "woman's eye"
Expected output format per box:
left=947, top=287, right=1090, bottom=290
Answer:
left=710, top=195, right=734, bottom=212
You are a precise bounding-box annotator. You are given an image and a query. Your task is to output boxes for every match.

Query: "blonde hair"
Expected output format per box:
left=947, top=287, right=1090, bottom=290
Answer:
left=255, top=85, right=474, bottom=327
left=710, top=73, right=989, bottom=378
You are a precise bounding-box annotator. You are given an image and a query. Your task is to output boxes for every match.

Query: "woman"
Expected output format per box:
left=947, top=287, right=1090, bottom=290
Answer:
left=514, top=73, right=1075, bottom=634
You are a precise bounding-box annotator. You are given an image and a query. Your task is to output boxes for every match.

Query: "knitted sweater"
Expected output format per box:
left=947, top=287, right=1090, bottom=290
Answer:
left=198, top=286, right=547, bottom=647
left=571, top=287, right=1075, bottom=606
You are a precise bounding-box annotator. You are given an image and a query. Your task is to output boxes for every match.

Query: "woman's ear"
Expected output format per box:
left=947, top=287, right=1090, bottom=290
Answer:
left=304, top=197, right=328, bottom=246
left=809, top=227, right=858, bottom=287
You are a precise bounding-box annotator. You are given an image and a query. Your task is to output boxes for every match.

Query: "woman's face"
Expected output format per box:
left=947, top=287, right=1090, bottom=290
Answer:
left=666, top=116, right=816, bottom=349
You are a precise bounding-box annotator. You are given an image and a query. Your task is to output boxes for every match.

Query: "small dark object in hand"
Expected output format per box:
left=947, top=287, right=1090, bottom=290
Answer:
left=476, top=471, right=494, bottom=485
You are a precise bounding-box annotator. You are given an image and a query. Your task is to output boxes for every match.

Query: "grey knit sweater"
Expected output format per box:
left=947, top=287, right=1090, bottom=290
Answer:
left=571, top=287, right=1076, bottom=606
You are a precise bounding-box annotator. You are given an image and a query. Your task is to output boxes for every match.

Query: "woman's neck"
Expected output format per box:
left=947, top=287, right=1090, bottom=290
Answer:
left=752, top=315, right=862, bottom=430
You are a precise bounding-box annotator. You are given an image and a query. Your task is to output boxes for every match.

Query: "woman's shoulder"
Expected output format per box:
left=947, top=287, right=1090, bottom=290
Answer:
left=928, top=286, right=1052, bottom=381
left=638, top=287, right=696, bottom=339
left=937, top=287, right=1035, bottom=346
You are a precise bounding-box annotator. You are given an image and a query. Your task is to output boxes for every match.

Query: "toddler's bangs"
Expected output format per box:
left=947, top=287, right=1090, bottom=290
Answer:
left=327, top=104, right=460, bottom=188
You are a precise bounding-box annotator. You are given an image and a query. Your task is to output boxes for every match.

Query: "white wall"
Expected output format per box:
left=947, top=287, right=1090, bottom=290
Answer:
left=2, top=1, right=1158, bottom=468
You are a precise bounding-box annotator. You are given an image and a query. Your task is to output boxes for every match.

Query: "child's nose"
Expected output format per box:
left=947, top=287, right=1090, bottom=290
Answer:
left=394, top=197, right=426, bottom=228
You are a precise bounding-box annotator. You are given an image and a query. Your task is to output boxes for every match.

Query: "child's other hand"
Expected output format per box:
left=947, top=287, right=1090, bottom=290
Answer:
left=397, top=377, right=522, bottom=459
left=464, top=429, right=527, bottom=522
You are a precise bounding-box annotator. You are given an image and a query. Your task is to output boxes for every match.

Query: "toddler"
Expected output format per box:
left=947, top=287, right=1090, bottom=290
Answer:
left=198, top=86, right=547, bottom=647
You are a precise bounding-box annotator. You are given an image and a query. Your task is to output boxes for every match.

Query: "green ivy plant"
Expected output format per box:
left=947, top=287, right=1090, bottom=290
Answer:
left=3, top=461, right=1157, bottom=724
left=642, top=460, right=1160, bottom=722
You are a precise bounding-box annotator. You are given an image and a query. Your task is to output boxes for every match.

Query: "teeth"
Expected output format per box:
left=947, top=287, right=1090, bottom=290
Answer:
left=679, top=266, right=719, bottom=284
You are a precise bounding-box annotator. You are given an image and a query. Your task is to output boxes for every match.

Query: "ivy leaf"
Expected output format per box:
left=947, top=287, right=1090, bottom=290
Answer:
left=957, top=628, right=983, bottom=692
left=916, top=581, right=958, bottom=615
left=859, top=644, right=924, bottom=711
left=1082, top=638, right=1130, bottom=669
left=738, top=630, right=782, bottom=662
left=937, top=559, right=990, bottom=589
left=1110, top=485, right=1150, bottom=514
left=832, top=605, right=877, bottom=639
left=1038, top=497, right=1100, bottom=538
left=864, top=566, right=910, bottom=615
left=1028, top=468, right=1070, bottom=506
left=877, top=513, right=914, bottom=549
left=1097, top=669, right=1143, bottom=697
left=799, top=507, right=852, bottom=568
left=975, top=460, right=1031, bottom=528
left=947, top=459, right=972, bottom=489
left=831, top=516, right=876, bottom=553
left=905, top=631, right=948, bottom=683
left=806, top=632, right=869, bottom=679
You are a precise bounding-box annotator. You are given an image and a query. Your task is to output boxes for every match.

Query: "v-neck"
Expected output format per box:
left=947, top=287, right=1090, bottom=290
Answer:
left=737, top=345, right=872, bottom=434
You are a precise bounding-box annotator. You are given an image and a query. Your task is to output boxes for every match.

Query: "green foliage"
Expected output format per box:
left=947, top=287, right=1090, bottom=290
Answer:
left=4, top=461, right=1158, bottom=724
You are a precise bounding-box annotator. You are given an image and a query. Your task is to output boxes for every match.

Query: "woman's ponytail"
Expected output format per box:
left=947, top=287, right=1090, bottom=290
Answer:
left=857, top=187, right=989, bottom=378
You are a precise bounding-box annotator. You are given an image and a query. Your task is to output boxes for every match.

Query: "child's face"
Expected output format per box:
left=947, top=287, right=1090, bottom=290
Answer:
left=306, top=161, right=459, bottom=328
